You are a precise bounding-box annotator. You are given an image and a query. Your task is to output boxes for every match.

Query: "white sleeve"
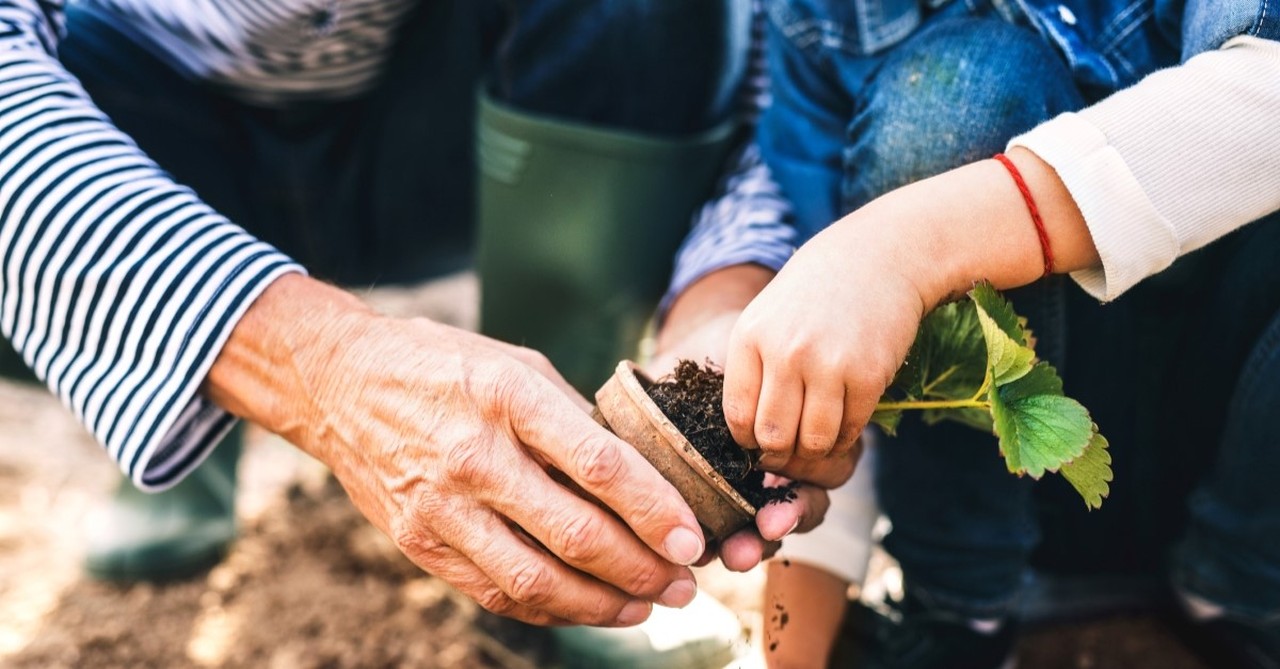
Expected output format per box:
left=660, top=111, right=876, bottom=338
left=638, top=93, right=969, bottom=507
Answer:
left=776, top=433, right=880, bottom=585
left=1009, top=36, right=1280, bottom=301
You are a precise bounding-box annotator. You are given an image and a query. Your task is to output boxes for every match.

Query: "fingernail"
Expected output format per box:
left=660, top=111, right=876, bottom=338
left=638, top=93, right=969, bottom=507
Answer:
left=616, top=600, right=652, bottom=626
left=657, top=578, right=697, bottom=608
left=762, top=519, right=803, bottom=544
left=663, top=527, right=705, bottom=565
left=758, top=453, right=786, bottom=470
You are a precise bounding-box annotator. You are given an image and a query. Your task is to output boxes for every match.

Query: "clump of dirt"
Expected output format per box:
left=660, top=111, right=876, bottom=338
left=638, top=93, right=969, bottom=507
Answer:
left=646, top=360, right=797, bottom=509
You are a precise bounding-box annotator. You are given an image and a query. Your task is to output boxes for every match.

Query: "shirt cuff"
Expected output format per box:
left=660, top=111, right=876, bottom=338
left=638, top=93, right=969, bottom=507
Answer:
left=657, top=139, right=796, bottom=319
left=131, top=262, right=304, bottom=491
left=1008, top=113, right=1179, bottom=302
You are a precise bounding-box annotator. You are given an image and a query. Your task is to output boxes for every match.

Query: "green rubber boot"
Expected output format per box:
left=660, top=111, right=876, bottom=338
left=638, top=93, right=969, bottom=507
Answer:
left=84, top=426, right=242, bottom=582
left=478, top=95, right=744, bottom=668
left=477, top=93, right=737, bottom=392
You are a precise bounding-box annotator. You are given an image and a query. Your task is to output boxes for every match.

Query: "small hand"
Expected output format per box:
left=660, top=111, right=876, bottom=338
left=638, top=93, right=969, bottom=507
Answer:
left=650, top=277, right=849, bottom=573
left=723, top=215, right=927, bottom=474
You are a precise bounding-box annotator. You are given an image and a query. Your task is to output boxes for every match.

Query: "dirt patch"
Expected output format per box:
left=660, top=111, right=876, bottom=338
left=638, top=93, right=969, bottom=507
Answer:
left=5, top=475, right=553, bottom=669
left=647, top=360, right=796, bottom=509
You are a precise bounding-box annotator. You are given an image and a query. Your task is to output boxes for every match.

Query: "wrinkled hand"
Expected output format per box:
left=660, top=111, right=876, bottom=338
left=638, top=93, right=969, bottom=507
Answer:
left=209, top=277, right=705, bottom=627
left=723, top=212, right=928, bottom=475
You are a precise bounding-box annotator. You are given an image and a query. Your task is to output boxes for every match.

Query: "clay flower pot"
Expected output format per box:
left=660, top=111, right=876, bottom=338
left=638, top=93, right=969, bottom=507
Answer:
left=592, top=361, right=756, bottom=540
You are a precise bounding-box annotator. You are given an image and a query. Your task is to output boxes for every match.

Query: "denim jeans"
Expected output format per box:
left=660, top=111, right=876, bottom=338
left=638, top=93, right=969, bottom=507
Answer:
left=760, top=0, right=1280, bottom=621
left=61, top=0, right=746, bottom=285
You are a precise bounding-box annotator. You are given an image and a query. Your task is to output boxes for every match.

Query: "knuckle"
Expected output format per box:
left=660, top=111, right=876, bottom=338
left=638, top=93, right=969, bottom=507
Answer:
left=443, top=436, right=498, bottom=489
left=729, top=312, right=762, bottom=343
left=841, top=419, right=867, bottom=446
left=552, top=512, right=605, bottom=565
left=755, top=424, right=793, bottom=454
left=507, top=560, right=554, bottom=607
left=476, top=587, right=519, bottom=617
left=779, top=338, right=816, bottom=365
left=571, top=436, right=625, bottom=489
left=797, top=432, right=833, bottom=459
left=723, top=400, right=753, bottom=431
left=623, top=488, right=672, bottom=535
left=390, top=520, right=450, bottom=570
left=621, top=558, right=667, bottom=598
left=388, top=516, right=424, bottom=556
left=514, top=346, right=553, bottom=373
left=483, top=365, right=530, bottom=421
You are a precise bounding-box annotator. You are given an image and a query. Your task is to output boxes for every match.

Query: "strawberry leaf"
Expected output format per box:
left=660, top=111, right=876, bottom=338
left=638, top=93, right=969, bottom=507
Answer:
left=870, top=406, right=903, bottom=436
left=1061, top=431, right=1113, bottom=510
left=904, top=301, right=988, bottom=400
left=989, top=362, right=1092, bottom=478
left=972, top=282, right=1035, bottom=386
left=876, top=281, right=1112, bottom=509
left=922, top=406, right=992, bottom=432
left=970, top=281, right=1028, bottom=345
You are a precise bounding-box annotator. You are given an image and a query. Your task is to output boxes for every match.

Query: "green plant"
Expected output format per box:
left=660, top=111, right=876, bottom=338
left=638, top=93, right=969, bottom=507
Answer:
left=870, top=282, right=1112, bottom=509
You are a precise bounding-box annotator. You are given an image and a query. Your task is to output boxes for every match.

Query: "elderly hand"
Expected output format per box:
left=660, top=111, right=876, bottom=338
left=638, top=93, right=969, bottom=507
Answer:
left=207, top=275, right=705, bottom=627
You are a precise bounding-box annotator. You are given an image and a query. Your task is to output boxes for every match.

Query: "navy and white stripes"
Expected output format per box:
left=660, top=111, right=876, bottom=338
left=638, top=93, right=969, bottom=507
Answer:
left=82, top=0, right=418, bottom=104
left=1, top=0, right=302, bottom=490
left=0, top=0, right=794, bottom=490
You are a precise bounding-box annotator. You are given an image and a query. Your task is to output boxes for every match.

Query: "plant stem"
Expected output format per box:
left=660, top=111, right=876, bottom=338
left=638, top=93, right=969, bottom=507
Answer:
left=920, top=365, right=960, bottom=397
left=969, top=369, right=993, bottom=402
left=874, top=398, right=990, bottom=411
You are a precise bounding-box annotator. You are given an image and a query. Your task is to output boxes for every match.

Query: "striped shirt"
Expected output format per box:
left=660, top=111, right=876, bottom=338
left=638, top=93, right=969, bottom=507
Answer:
left=661, top=1, right=795, bottom=318
left=0, top=0, right=793, bottom=490
left=82, top=0, right=419, bottom=104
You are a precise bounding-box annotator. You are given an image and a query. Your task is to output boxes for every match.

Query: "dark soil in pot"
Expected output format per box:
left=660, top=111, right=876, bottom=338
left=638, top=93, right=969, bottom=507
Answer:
left=646, top=360, right=796, bottom=510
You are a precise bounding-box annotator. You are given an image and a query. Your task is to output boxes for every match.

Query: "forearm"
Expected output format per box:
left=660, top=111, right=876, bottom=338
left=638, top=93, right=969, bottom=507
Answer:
left=658, top=263, right=774, bottom=351
left=1010, top=36, right=1280, bottom=300
left=202, top=274, right=372, bottom=463
left=0, top=21, right=302, bottom=488
left=821, top=147, right=1098, bottom=310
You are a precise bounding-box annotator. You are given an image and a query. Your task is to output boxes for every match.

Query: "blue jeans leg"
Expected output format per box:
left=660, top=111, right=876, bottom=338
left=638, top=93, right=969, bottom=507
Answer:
left=490, top=0, right=751, bottom=133
left=1171, top=213, right=1280, bottom=622
left=834, top=15, right=1082, bottom=618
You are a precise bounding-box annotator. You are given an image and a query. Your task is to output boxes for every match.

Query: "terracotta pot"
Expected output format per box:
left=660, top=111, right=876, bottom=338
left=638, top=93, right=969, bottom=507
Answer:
left=592, top=361, right=756, bottom=540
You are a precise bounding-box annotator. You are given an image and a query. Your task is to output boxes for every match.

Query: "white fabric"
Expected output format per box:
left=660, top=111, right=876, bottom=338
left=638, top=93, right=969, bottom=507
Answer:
left=777, top=434, right=880, bottom=586
left=1010, top=36, right=1280, bottom=301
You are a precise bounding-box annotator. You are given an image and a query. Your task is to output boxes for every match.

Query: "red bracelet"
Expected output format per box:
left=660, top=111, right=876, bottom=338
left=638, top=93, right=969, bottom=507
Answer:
left=992, top=153, right=1055, bottom=278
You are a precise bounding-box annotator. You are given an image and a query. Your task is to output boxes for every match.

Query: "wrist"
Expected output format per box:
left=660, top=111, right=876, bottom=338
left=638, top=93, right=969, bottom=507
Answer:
left=658, top=264, right=774, bottom=352
left=203, top=273, right=375, bottom=455
left=828, top=149, right=1095, bottom=311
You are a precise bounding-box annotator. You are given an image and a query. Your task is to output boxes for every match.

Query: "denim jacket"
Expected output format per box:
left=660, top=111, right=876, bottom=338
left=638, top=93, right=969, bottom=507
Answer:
left=769, top=0, right=1280, bottom=94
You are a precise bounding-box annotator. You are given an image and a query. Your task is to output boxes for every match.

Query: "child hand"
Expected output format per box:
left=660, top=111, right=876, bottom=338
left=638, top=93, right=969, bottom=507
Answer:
left=723, top=208, right=932, bottom=474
